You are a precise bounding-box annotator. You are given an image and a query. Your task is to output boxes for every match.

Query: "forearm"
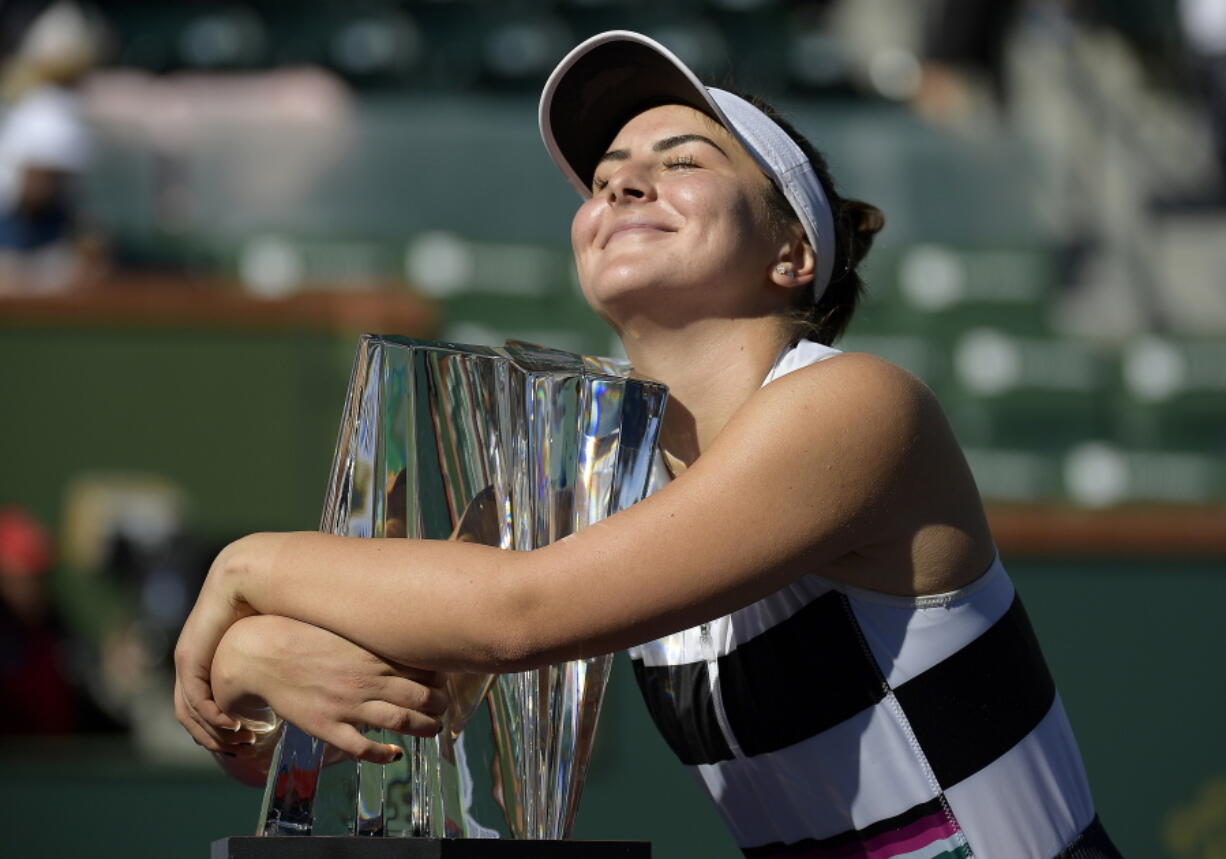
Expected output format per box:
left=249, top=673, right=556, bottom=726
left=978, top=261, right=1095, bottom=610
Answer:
left=216, top=366, right=920, bottom=675
left=222, top=533, right=530, bottom=672
left=218, top=508, right=758, bottom=675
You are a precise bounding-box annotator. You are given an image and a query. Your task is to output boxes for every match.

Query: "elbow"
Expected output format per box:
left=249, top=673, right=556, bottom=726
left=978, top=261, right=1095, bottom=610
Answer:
left=469, top=556, right=550, bottom=673
left=481, top=638, right=540, bottom=675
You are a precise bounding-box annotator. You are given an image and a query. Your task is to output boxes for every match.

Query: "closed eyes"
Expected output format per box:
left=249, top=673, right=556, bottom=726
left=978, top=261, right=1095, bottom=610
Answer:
left=591, top=154, right=703, bottom=193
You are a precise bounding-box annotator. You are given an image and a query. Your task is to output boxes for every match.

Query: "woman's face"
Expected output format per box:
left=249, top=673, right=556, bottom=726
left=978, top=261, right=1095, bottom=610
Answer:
left=570, top=104, right=789, bottom=331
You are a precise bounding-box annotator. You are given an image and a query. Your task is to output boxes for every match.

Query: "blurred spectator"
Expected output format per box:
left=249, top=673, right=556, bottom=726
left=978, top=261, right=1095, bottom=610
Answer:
left=55, top=474, right=222, bottom=758
left=0, top=1, right=105, bottom=293
left=1179, top=0, right=1226, bottom=192
left=914, top=0, right=1024, bottom=122
left=0, top=506, right=76, bottom=733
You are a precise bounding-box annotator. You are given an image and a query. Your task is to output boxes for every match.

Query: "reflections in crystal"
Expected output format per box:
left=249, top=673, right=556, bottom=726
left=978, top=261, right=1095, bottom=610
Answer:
left=258, top=336, right=666, bottom=840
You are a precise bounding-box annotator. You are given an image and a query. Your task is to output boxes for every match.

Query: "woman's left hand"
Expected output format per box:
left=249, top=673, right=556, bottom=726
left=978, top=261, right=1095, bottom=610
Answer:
left=174, top=534, right=272, bottom=750
left=209, top=614, right=448, bottom=764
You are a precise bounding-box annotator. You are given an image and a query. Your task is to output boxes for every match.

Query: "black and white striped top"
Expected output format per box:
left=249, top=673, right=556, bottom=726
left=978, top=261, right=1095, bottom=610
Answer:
left=628, top=341, right=1118, bottom=858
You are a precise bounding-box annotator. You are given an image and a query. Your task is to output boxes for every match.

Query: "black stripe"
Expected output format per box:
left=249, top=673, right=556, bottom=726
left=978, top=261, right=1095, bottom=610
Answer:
left=894, top=592, right=1057, bottom=789
left=631, top=658, right=734, bottom=765
left=719, top=591, right=887, bottom=757
left=1054, top=816, right=1125, bottom=859
left=740, top=796, right=948, bottom=857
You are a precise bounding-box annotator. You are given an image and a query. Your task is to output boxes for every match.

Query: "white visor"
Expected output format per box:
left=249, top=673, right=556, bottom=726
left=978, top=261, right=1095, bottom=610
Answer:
left=539, top=29, right=838, bottom=299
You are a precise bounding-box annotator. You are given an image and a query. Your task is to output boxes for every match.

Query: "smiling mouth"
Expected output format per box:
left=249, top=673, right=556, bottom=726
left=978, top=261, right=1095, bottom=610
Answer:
left=603, top=223, right=674, bottom=247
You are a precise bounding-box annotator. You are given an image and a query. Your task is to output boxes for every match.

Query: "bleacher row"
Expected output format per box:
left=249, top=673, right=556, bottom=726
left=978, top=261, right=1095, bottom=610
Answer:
left=817, top=243, right=1223, bottom=507
left=66, top=2, right=1215, bottom=512
left=229, top=230, right=1226, bottom=508
left=80, top=0, right=1187, bottom=96
left=90, top=0, right=826, bottom=93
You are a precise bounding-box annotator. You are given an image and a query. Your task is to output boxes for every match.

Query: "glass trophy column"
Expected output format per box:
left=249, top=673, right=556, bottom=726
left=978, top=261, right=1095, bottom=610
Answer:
left=216, top=336, right=664, bottom=856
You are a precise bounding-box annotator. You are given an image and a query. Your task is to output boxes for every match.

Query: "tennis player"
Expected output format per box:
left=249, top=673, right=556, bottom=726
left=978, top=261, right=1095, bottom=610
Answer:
left=176, top=31, right=1122, bottom=858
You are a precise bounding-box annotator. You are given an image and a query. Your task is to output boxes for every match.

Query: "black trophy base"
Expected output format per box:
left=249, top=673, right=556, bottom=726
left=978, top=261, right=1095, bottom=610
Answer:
left=212, top=837, right=650, bottom=858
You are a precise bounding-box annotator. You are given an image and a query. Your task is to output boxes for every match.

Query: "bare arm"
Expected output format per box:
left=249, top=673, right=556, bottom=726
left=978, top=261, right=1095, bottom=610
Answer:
left=176, top=614, right=448, bottom=767
left=177, top=355, right=992, bottom=731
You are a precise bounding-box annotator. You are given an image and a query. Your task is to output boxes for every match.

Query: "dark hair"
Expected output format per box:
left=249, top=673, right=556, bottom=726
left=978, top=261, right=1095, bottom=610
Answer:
left=733, top=92, right=885, bottom=345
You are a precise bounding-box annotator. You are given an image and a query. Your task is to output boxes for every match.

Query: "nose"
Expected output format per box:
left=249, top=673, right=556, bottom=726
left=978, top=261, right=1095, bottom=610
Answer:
left=602, top=162, right=655, bottom=203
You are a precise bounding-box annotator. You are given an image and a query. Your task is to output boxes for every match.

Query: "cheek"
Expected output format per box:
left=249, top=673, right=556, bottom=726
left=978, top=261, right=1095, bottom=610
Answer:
left=672, top=181, right=761, bottom=251
left=570, top=202, right=605, bottom=306
left=570, top=201, right=601, bottom=254
left=669, top=180, right=709, bottom=212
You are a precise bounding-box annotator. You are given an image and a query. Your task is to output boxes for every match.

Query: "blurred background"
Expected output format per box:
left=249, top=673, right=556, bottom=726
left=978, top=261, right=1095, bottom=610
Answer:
left=0, top=0, right=1223, bottom=856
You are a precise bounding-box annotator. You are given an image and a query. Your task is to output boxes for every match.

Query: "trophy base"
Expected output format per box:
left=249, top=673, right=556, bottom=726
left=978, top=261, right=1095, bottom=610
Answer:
left=211, top=837, right=650, bottom=858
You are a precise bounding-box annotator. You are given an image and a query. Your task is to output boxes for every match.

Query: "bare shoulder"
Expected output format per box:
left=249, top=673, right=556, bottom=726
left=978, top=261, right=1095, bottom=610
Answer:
left=719, top=350, right=991, bottom=592
left=699, top=349, right=985, bottom=576
left=772, top=350, right=932, bottom=406
left=526, top=352, right=987, bottom=652
left=723, top=350, right=941, bottom=464
left=687, top=350, right=951, bottom=530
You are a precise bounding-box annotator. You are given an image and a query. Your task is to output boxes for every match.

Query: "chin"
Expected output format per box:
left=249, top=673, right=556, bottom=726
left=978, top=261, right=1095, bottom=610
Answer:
left=582, top=271, right=665, bottom=317
left=588, top=285, right=717, bottom=339
left=581, top=254, right=689, bottom=299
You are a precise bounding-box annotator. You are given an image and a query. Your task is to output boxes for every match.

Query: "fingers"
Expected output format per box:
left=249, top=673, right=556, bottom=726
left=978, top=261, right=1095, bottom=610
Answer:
left=178, top=704, right=256, bottom=752
left=177, top=698, right=227, bottom=752
left=172, top=562, right=258, bottom=741
left=174, top=694, right=232, bottom=753
left=174, top=677, right=256, bottom=753
left=174, top=634, right=242, bottom=734
left=194, top=688, right=246, bottom=734
left=179, top=669, right=246, bottom=735
left=357, top=700, right=442, bottom=739
left=379, top=676, right=450, bottom=718
left=323, top=723, right=405, bottom=765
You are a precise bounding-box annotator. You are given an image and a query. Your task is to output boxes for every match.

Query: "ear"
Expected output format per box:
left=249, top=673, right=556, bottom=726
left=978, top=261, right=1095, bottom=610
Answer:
left=767, top=232, right=817, bottom=290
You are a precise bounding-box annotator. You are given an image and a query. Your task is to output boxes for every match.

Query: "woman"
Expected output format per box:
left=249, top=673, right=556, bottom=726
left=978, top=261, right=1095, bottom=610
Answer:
left=176, top=31, right=1121, bottom=858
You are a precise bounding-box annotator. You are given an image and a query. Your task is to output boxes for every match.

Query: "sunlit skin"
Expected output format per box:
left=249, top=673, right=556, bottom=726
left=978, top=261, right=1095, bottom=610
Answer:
left=174, top=104, right=995, bottom=778
left=569, top=105, right=816, bottom=467
left=571, top=105, right=802, bottom=335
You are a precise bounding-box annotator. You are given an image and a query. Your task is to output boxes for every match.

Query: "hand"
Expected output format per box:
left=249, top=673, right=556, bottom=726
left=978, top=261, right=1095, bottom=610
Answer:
left=174, top=536, right=267, bottom=751
left=204, top=614, right=449, bottom=764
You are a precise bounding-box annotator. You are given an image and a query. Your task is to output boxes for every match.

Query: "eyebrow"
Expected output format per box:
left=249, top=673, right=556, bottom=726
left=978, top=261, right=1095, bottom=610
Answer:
left=596, top=133, right=729, bottom=166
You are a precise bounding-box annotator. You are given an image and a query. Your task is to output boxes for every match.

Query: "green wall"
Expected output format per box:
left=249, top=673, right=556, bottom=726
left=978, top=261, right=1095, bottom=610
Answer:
left=0, top=325, right=354, bottom=537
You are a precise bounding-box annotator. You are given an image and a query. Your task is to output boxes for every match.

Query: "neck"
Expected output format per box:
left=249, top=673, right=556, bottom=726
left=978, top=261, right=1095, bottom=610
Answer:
left=621, top=315, right=792, bottom=468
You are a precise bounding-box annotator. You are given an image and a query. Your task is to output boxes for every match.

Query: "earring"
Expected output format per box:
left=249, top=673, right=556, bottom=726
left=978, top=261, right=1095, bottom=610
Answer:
left=775, top=264, right=791, bottom=276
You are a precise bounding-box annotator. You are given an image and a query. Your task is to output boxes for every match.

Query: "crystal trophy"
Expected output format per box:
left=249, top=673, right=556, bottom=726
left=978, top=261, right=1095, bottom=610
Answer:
left=254, top=335, right=667, bottom=842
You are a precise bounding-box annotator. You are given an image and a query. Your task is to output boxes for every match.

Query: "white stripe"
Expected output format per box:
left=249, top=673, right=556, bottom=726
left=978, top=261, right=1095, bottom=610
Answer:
left=943, top=695, right=1095, bottom=859
left=627, top=624, right=705, bottom=665
left=847, top=557, right=1015, bottom=688
left=765, top=339, right=842, bottom=382
left=694, top=698, right=938, bottom=846
left=634, top=554, right=1010, bottom=670
left=704, top=622, right=743, bottom=758
left=631, top=576, right=841, bottom=667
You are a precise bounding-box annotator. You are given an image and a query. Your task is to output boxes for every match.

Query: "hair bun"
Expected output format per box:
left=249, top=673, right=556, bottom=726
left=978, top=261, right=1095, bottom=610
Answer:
left=847, top=200, right=885, bottom=239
